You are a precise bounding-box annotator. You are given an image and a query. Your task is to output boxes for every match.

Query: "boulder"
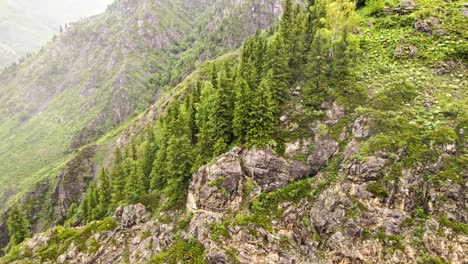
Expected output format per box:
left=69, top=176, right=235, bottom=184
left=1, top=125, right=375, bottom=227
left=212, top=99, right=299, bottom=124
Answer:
left=394, top=44, right=418, bottom=58
left=347, top=156, right=387, bottom=181
left=307, top=138, right=339, bottom=174
left=399, top=0, right=416, bottom=13
left=115, top=204, right=150, bottom=228
left=310, top=188, right=352, bottom=234
left=414, top=17, right=443, bottom=35
left=352, top=116, right=371, bottom=139
left=188, top=148, right=310, bottom=213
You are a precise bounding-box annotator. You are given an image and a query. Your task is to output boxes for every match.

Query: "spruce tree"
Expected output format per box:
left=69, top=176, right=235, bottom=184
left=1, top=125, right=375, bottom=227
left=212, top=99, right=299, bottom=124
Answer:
left=195, top=81, right=218, bottom=158
left=5, top=205, right=30, bottom=252
left=280, top=0, right=295, bottom=52
left=213, top=67, right=235, bottom=144
left=125, top=160, right=145, bottom=203
left=232, top=76, right=252, bottom=143
left=305, top=28, right=329, bottom=107
left=268, top=34, right=290, bottom=109
left=97, top=168, right=111, bottom=218
left=111, top=154, right=126, bottom=208
left=244, top=76, right=276, bottom=148
left=86, top=182, right=99, bottom=222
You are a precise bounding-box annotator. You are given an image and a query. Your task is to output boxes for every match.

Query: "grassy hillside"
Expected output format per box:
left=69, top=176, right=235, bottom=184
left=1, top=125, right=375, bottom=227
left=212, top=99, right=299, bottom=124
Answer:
left=0, top=0, right=289, bottom=211
left=0, top=0, right=114, bottom=67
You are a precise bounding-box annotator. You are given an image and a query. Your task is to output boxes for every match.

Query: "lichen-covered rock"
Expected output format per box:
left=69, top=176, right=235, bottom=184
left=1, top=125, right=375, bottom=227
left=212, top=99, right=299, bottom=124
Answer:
left=414, top=16, right=445, bottom=35
left=116, top=203, right=150, bottom=228
left=307, top=137, right=339, bottom=174
left=352, top=116, right=371, bottom=139
left=399, top=0, right=416, bottom=12
left=188, top=147, right=309, bottom=213
left=310, top=187, right=352, bottom=234
left=347, top=156, right=388, bottom=181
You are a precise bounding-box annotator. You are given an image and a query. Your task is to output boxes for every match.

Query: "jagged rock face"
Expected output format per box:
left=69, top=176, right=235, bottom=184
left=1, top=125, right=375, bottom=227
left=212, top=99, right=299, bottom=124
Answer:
left=50, top=146, right=96, bottom=226
left=11, top=204, right=174, bottom=264
left=188, top=147, right=309, bottom=212
left=183, top=114, right=467, bottom=263
left=114, top=204, right=150, bottom=228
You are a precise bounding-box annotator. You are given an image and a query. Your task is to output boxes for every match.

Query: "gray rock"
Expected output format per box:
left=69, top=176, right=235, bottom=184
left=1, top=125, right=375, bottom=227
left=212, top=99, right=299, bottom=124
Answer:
left=188, top=148, right=309, bottom=213
left=310, top=188, right=352, bottom=234
left=117, top=204, right=150, bottom=228
left=394, top=44, right=418, bottom=58
left=352, top=116, right=371, bottom=139
left=243, top=149, right=309, bottom=192
left=347, top=156, right=387, bottom=181
left=462, top=3, right=468, bottom=17
left=399, top=0, right=416, bottom=12
left=307, top=138, right=339, bottom=174
left=414, top=16, right=442, bottom=34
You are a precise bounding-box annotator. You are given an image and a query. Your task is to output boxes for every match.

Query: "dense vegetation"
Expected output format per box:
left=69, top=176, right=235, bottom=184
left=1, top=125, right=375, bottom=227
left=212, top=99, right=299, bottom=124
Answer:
left=72, top=0, right=360, bottom=226
left=2, top=0, right=467, bottom=262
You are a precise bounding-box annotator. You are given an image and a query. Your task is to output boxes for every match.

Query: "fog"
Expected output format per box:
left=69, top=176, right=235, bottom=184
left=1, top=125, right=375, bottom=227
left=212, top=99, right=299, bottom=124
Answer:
left=0, top=0, right=115, bottom=67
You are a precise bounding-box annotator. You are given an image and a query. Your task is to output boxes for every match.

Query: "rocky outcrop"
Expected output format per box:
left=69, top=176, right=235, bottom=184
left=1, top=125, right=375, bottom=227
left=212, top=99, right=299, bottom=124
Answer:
left=188, top=147, right=309, bottom=213
left=114, top=204, right=150, bottom=228
left=7, top=204, right=175, bottom=264
left=50, top=146, right=97, bottom=226
left=307, top=137, right=339, bottom=174
left=414, top=16, right=447, bottom=36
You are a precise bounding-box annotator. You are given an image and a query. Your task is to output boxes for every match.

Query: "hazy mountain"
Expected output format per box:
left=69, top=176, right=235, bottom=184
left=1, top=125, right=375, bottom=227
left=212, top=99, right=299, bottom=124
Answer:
left=0, top=0, right=114, bottom=67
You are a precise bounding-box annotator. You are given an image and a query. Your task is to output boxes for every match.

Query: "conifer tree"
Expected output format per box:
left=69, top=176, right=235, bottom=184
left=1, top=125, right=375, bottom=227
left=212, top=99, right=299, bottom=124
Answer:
left=239, top=38, right=258, bottom=89
left=305, top=27, right=329, bottom=107
left=111, top=148, right=126, bottom=208
left=232, top=76, right=252, bottom=143
left=5, top=205, right=30, bottom=252
left=280, top=0, right=295, bottom=52
left=244, top=76, right=276, bottom=148
left=213, top=66, right=235, bottom=144
left=268, top=34, right=290, bottom=109
left=125, top=160, right=145, bottom=203
left=150, top=136, right=168, bottom=192
left=195, top=81, right=218, bottom=158
left=97, top=168, right=111, bottom=218
left=85, top=182, right=99, bottom=222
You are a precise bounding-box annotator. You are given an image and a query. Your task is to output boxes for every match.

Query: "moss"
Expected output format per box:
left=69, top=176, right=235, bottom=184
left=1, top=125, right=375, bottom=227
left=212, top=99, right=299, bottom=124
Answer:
left=178, top=213, right=193, bottom=231
left=207, top=176, right=228, bottom=198
left=345, top=199, right=369, bottom=220
left=439, top=216, right=468, bottom=235
left=142, top=230, right=152, bottom=240
left=37, top=217, right=117, bottom=261
left=243, top=178, right=257, bottom=199
left=366, top=182, right=389, bottom=198
left=376, top=231, right=405, bottom=252
left=224, top=247, right=240, bottom=264
left=418, top=255, right=450, bottom=264
left=87, top=238, right=101, bottom=254
left=361, top=228, right=371, bottom=241
left=152, top=237, right=206, bottom=264
left=210, top=222, right=231, bottom=242
left=0, top=244, right=32, bottom=263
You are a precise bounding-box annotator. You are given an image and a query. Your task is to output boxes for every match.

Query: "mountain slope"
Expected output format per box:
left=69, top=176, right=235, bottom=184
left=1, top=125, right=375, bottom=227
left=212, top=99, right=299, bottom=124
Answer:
left=0, top=0, right=466, bottom=263
left=0, top=0, right=114, bottom=67
left=0, top=0, right=288, bottom=208
left=0, top=0, right=191, bottom=205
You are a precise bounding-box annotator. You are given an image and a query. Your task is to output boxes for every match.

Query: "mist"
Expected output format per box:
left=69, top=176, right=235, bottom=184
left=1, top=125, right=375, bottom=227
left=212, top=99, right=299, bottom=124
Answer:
left=0, top=0, right=115, bottom=67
